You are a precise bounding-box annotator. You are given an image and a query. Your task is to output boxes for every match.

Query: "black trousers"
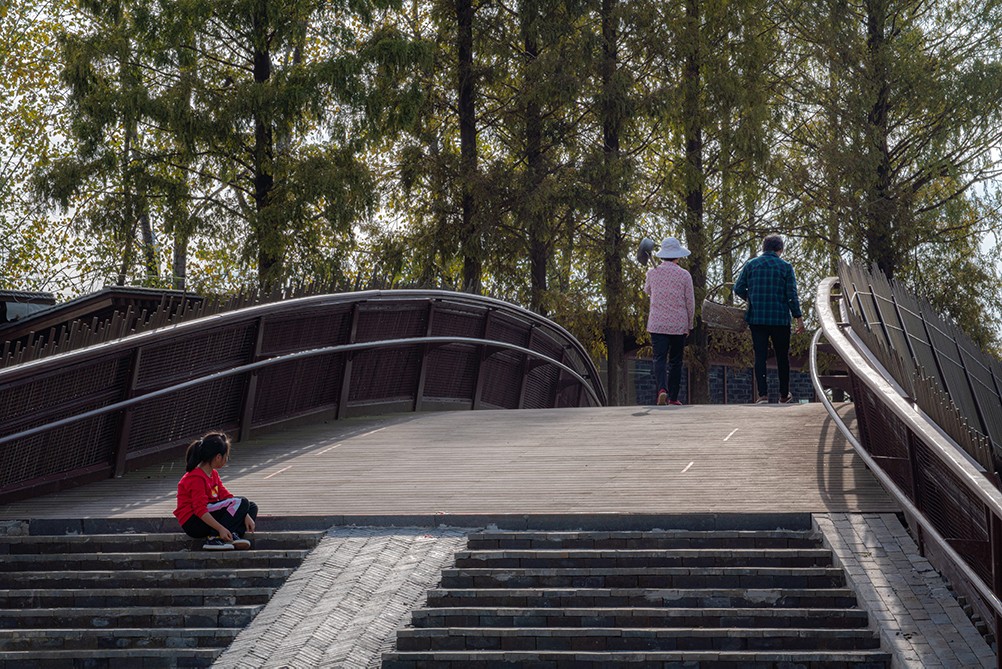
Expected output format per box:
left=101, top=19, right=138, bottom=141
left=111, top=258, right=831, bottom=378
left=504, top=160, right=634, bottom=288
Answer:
left=651, top=333, right=686, bottom=401
left=181, top=498, right=258, bottom=538
left=750, top=324, right=791, bottom=398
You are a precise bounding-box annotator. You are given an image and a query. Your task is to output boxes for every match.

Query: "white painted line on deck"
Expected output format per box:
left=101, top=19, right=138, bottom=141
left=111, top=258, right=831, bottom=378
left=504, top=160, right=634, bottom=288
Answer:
left=263, top=465, right=293, bottom=479
left=316, top=443, right=341, bottom=456
left=723, top=429, right=739, bottom=441
left=681, top=462, right=694, bottom=473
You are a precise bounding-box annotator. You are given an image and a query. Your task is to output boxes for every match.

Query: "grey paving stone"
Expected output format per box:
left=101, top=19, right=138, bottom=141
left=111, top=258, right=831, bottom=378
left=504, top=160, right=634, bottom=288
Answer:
left=814, top=513, right=994, bottom=669
left=212, top=526, right=469, bottom=669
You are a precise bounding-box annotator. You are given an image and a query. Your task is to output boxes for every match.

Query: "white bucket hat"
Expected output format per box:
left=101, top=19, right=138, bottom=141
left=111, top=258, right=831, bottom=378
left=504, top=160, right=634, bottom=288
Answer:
left=655, top=237, right=691, bottom=259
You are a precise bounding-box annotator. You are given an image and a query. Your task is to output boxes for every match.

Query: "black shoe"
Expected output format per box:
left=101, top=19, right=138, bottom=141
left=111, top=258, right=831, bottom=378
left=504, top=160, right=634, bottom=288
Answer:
left=231, top=534, right=251, bottom=550
left=203, top=536, right=234, bottom=551
left=780, top=393, right=796, bottom=404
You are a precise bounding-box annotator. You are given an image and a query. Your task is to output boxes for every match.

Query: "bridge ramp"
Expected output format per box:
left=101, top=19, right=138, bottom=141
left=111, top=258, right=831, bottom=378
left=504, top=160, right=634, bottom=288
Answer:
left=0, top=403, right=893, bottom=520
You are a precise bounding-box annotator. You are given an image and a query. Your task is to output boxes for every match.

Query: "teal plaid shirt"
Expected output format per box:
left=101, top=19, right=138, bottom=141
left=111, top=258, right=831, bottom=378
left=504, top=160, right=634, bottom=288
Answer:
left=733, top=252, right=803, bottom=325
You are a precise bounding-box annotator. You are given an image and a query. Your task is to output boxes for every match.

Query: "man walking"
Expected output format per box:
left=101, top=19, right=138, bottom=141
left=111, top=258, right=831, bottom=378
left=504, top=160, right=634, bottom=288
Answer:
left=733, top=234, right=805, bottom=403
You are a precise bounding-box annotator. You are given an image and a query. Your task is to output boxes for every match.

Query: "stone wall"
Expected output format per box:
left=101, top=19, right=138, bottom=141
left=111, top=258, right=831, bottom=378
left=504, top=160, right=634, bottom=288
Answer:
left=633, top=358, right=815, bottom=405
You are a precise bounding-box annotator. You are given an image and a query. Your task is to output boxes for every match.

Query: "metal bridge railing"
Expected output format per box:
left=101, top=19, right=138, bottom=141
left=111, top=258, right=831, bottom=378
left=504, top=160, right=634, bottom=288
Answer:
left=0, top=290, right=606, bottom=503
left=812, top=276, right=1002, bottom=666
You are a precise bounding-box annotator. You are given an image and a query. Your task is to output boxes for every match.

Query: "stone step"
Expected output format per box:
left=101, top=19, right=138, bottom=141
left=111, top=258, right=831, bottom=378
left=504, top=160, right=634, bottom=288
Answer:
left=0, top=531, right=323, bottom=554
left=0, top=586, right=275, bottom=608
left=394, top=627, right=883, bottom=652
left=0, top=567, right=294, bottom=590
left=426, top=587, right=860, bottom=609
left=381, top=649, right=893, bottom=668
left=409, top=606, right=871, bottom=629
left=0, top=605, right=263, bottom=629
left=453, top=548, right=833, bottom=569
left=465, top=530, right=822, bottom=551
left=0, top=549, right=310, bottom=571
left=439, top=567, right=846, bottom=590
left=0, top=627, right=239, bottom=651
left=0, top=647, right=221, bottom=669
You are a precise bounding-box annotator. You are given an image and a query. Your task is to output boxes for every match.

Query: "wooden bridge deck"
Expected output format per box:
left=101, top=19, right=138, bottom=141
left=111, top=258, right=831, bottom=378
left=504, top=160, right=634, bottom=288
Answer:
left=0, top=403, right=894, bottom=520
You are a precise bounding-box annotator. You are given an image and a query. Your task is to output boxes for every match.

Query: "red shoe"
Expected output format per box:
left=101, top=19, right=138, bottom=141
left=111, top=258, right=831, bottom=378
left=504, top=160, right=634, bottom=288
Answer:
left=668, top=399, right=682, bottom=406
left=657, top=390, right=668, bottom=405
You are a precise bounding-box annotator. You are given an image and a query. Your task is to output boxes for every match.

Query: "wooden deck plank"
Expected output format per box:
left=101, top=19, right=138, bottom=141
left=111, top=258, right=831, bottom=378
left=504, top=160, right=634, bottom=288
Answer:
left=0, top=403, right=895, bottom=520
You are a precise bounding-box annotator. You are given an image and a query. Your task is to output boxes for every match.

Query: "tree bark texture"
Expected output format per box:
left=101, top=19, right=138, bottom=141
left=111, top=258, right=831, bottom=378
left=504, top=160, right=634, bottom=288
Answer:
left=682, top=0, right=709, bottom=404
left=457, top=0, right=481, bottom=293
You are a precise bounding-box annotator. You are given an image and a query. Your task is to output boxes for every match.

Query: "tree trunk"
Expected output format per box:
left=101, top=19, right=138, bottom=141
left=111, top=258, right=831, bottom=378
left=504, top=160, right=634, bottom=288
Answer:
left=139, top=203, right=157, bottom=286
left=252, top=0, right=278, bottom=288
left=523, top=0, right=547, bottom=315
left=864, top=0, right=896, bottom=279
left=600, top=0, right=627, bottom=406
left=682, top=0, right=710, bottom=404
left=457, top=0, right=481, bottom=293
left=173, top=231, right=188, bottom=291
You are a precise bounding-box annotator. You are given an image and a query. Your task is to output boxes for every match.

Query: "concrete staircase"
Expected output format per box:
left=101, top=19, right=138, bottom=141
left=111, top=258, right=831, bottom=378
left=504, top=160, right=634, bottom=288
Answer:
left=383, top=528, right=891, bottom=668
left=0, top=529, right=323, bottom=668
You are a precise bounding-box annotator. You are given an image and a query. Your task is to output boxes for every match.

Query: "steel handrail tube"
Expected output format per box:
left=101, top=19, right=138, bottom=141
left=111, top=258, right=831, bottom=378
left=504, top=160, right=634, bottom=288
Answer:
left=0, top=335, right=602, bottom=449
left=810, top=277, right=1002, bottom=621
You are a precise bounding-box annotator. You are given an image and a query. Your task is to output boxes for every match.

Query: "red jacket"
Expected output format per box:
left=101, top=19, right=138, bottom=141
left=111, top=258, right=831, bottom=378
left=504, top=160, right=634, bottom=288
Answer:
left=173, top=468, right=233, bottom=525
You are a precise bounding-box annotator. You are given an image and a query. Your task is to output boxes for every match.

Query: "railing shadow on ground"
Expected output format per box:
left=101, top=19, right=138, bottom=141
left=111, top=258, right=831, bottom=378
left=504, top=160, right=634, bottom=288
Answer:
left=0, top=290, right=606, bottom=504
left=812, top=272, right=1002, bottom=665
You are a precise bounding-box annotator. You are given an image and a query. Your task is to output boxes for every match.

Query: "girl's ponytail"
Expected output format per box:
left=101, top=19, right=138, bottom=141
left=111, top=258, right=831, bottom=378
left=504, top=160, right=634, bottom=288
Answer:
left=184, top=432, right=231, bottom=472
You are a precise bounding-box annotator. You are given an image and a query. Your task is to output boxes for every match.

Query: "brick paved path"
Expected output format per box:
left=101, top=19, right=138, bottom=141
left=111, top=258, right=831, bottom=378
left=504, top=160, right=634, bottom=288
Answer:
left=213, top=527, right=468, bottom=669
left=816, top=513, right=995, bottom=668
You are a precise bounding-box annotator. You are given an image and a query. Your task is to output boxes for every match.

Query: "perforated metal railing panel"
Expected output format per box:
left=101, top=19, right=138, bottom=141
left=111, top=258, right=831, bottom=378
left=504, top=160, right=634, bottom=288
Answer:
left=0, top=290, right=605, bottom=502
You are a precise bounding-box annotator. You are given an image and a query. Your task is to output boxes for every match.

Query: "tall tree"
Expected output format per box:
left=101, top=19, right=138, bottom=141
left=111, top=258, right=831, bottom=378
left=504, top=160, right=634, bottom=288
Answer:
left=0, top=0, right=77, bottom=292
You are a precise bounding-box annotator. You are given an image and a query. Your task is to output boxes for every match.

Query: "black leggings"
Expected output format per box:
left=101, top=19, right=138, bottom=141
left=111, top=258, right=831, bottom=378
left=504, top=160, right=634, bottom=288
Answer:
left=181, top=498, right=258, bottom=538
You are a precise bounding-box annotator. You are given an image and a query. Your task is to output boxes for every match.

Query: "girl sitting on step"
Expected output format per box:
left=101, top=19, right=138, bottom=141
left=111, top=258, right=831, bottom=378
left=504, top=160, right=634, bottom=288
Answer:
left=173, top=432, right=258, bottom=551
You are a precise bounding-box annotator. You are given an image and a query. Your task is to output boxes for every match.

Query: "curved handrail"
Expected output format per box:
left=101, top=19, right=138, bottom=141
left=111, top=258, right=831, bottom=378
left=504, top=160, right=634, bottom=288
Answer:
left=0, top=335, right=602, bottom=449
left=0, top=289, right=605, bottom=406
left=811, top=276, right=1002, bottom=621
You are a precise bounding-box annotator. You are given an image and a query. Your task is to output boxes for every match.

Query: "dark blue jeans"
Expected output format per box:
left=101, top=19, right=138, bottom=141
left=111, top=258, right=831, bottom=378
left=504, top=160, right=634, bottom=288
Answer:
left=651, top=333, right=686, bottom=401
left=750, top=324, right=791, bottom=398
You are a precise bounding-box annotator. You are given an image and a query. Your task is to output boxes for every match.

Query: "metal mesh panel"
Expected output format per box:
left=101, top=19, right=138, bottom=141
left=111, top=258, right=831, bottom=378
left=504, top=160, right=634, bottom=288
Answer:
left=423, top=345, right=479, bottom=401
left=354, top=304, right=428, bottom=343
left=856, top=383, right=914, bottom=498
left=0, top=412, right=118, bottom=488
left=523, top=333, right=566, bottom=409
left=523, top=363, right=559, bottom=409
left=431, top=304, right=487, bottom=338
left=136, top=324, right=257, bottom=391
left=480, top=351, right=523, bottom=408
left=260, top=309, right=353, bottom=355
left=0, top=357, right=130, bottom=434
left=486, top=314, right=531, bottom=348
left=127, top=376, right=244, bottom=453
left=913, top=438, right=992, bottom=583
left=252, top=354, right=345, bottom=423
left=349, top=346, right=422, bottom=402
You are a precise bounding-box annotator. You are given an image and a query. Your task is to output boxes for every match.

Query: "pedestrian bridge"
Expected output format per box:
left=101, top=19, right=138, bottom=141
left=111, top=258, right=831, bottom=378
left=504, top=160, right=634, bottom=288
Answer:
left=1, top=264, right=1001, bottom=667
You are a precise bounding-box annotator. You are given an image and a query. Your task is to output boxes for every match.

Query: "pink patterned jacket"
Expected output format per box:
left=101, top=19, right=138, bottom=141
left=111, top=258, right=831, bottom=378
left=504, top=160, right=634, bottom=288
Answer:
left=643, top=261, right=695, bottom=335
